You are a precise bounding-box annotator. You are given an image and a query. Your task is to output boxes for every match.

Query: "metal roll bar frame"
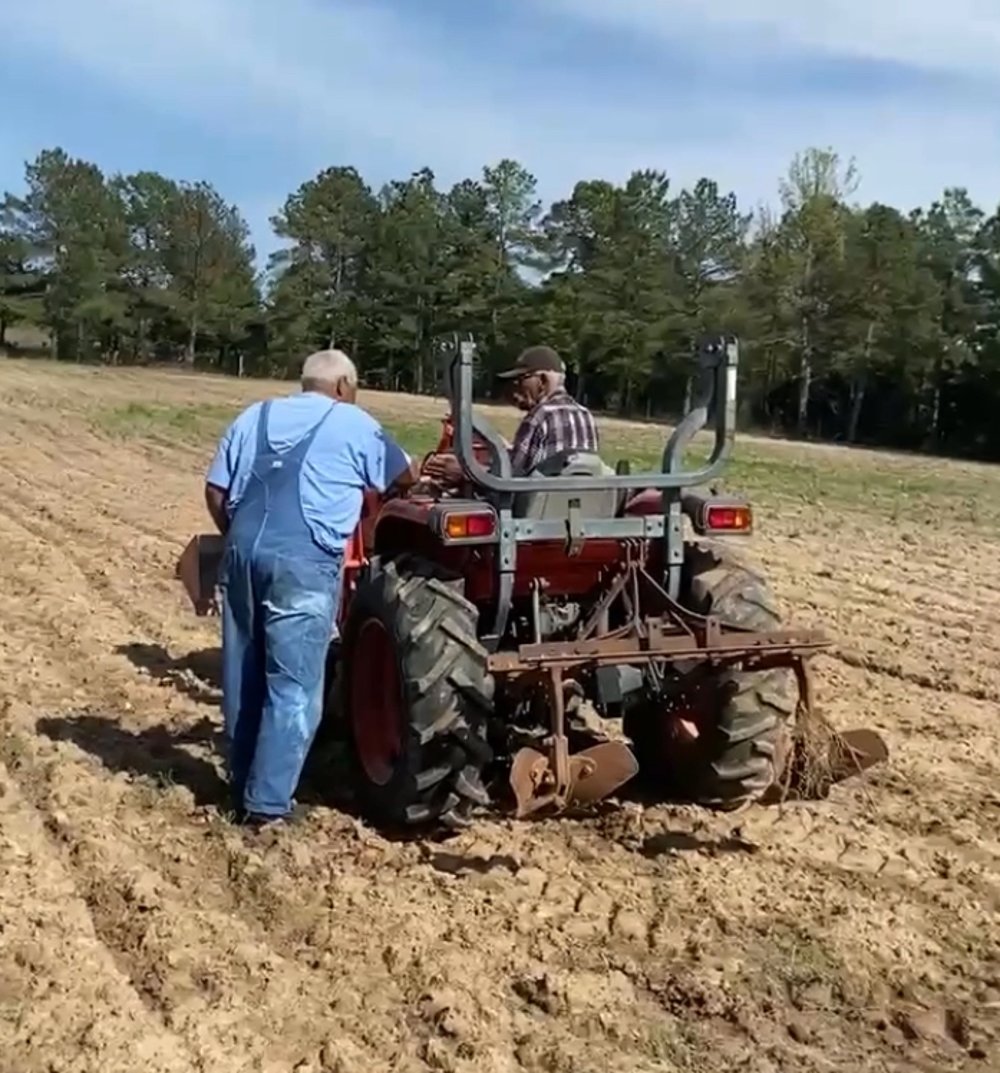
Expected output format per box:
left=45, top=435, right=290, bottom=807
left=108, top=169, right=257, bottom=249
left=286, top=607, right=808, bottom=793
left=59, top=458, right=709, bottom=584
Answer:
left=442, top=335, right=740, bottom=639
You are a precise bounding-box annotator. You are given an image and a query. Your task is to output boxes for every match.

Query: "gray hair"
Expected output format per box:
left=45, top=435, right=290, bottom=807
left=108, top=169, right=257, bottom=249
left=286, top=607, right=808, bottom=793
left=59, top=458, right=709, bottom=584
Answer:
left=301, top=348, right=358, bottom=388
left=540, top=369, right=566, bottom=393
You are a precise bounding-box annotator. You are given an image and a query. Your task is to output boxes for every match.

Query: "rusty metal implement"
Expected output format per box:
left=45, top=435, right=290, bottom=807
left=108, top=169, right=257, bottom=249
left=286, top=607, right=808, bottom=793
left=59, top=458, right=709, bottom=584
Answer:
left=509, top=667, right=640, bottom=817
left=498, top=558, right=834, bottom=818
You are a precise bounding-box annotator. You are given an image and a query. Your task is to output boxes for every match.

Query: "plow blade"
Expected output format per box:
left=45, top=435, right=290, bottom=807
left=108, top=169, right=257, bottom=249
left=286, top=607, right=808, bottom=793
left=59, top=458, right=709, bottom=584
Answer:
left=827, top=727, right=889, bottom=782
left=509, top=741, right=639, bottom=818
left=773, top=725, right=890, bottom=803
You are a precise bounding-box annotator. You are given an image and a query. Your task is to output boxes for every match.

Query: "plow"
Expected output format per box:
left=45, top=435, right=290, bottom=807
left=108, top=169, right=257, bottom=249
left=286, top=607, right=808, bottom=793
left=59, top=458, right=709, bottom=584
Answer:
left=177, top=334, right=887, bottom=828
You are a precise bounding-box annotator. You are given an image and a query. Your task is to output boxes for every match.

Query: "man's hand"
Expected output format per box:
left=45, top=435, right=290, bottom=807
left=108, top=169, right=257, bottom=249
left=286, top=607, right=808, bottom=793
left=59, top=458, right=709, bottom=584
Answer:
left=194, top=589, right=221, bottom=617
left=422, top=452, right=463, bottom=484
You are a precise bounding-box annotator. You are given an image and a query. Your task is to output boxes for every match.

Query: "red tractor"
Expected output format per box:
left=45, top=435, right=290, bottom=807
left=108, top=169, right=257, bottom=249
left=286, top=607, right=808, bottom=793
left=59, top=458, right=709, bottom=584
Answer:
left=178, top=336, right=885, bottom=829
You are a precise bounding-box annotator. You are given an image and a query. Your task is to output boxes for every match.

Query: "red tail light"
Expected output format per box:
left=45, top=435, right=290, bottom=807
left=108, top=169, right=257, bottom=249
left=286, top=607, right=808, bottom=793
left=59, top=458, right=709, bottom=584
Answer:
left=704, top=504, right=752, bottom=532
left=442, top=510, right=498, bottom=541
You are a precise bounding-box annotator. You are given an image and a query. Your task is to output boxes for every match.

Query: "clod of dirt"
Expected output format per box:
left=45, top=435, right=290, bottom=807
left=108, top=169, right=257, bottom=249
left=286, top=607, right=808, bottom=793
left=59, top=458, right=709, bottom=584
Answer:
left=944, top=1008, right=972, bottom=1048
left=892, top=1005, right=970, bottom=1047
left=123, top=871, right=161, bottom=911
left=512, top=972, right=568, bottom=1016
left=319, top=1037, right=366, bottom=1073
left=513, top=968, right=637, bottom=1024
left=611, top=910, right=646, bottom=942
left=287, top=840, right=314, bottom=872
left=512, top=865, right=547, bottom=892
left=418, top=988, right=472, bottom=1039
left=790, top=979, right=835, bottom=1012
left=513, top=1034, right=575, bottom=1073
left=426, top=849, right=518, bottom=878
left=419, top=1038, right=458, bottom=1072
left=787, top=1019, right=817, bottom=1045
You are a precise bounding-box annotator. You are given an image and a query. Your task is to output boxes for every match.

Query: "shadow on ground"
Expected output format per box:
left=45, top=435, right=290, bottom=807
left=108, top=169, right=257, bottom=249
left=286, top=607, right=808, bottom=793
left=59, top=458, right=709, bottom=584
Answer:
left=36, top=712, right=229, bottom=808
left=116, top=642, right=222, bottom=703
left=639, top=828, right=758, bottom=857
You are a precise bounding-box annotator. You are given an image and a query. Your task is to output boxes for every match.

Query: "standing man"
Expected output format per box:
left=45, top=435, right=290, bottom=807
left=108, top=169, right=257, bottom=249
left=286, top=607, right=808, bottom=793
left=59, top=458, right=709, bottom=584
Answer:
left=424, top=345, right=599, bottom=481
left=204, top=349, right=416, bottom=829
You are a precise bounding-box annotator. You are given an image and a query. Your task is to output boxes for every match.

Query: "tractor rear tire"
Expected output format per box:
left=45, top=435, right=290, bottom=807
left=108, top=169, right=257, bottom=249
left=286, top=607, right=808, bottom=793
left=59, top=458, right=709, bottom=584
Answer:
left=336, top=555, right=494, bottom=830
left=677, top=541, right=798, bottom=809
left=627, top=542, right=798, bottom=811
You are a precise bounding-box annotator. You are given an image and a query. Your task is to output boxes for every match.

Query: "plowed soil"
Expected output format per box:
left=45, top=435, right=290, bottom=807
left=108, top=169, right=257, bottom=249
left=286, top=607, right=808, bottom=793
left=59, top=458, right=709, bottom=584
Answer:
left=1, top=361, right=999, bottom=1073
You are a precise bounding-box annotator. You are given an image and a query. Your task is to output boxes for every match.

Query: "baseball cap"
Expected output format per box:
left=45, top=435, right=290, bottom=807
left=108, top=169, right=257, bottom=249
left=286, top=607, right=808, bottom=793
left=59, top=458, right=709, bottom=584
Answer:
left=497, top=345, right=565, bottom=379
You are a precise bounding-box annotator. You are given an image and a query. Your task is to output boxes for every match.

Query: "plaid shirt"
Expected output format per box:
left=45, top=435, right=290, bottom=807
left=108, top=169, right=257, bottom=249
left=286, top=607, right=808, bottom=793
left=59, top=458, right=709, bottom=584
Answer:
left=509, top=389, right=600, bottom=475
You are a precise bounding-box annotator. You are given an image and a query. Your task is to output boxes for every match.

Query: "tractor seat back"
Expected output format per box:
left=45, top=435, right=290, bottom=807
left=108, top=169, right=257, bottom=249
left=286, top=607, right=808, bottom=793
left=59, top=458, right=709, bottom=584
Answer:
left=513, top=451, right=620, bottom=520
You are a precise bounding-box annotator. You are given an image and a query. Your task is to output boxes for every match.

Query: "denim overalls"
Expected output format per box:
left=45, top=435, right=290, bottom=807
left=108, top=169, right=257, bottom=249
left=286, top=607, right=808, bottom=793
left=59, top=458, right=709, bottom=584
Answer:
left=220, top=400, right=343, bottom=817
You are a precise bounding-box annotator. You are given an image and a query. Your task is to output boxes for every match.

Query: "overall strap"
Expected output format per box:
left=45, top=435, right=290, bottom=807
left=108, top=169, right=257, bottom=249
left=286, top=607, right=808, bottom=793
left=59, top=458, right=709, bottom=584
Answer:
left=255, top=400, right=273, bottom=456
left=288, top=400, right=337, bottom=461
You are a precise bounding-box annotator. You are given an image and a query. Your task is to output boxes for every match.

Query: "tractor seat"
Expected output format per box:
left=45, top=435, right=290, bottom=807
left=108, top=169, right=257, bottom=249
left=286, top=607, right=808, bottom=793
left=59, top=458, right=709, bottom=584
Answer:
left=513, top=451, right=620, bottom=521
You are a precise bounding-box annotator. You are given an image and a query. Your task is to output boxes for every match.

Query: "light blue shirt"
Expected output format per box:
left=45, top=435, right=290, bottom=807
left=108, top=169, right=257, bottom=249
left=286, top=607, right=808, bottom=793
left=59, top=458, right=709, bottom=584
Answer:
left=206, top=392, right=410, bottom=553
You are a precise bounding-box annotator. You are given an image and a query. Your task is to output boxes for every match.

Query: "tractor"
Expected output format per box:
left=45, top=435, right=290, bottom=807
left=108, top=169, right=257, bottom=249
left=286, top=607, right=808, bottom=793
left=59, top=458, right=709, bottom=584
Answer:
left=177, top=335, right=886, bottom=829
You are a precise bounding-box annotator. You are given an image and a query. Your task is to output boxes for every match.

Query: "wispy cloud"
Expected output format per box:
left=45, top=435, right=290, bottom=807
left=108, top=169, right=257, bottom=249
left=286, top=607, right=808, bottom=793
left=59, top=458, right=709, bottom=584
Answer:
left=533, top=0, right=1000, bottom=82
left=4, top=0, right=999, bottom=260
left=5, top=1, right=517, bottom=166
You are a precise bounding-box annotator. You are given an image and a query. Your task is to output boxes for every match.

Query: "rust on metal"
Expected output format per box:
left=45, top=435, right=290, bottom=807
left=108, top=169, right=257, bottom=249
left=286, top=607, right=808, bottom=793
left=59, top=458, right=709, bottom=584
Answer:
left=508, top=664, right=639, bottom=818
left=488, top=627, right=829, bottom=674
left=489, top=560, right=831, bottom=675
left=564, top=742, right=639, bottom=805
left=549, top=666, right=571, bottom=805
left=828, top=728, right=889, bottom=780
left=504, top=558, right=840, bottom=817
left=509, top=747, right=551, bottom=817
left=175, top=533, right=224, bottom=616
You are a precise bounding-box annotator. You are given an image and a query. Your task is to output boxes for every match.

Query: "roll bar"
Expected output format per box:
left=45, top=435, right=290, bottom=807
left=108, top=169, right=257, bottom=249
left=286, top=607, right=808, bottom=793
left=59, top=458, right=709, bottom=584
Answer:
left=449, top=336, right=739, bottom=493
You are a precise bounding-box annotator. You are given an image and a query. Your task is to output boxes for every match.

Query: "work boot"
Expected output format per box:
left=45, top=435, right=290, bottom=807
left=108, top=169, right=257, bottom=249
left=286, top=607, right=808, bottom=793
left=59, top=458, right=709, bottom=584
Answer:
left=238, top=803, right=311, bottom=830
left=227, top=789, right=247, bottom=824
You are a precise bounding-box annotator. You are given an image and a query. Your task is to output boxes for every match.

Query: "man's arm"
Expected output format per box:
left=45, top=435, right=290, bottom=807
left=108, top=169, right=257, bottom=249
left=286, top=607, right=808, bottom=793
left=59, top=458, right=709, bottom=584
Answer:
left=204, top=411, right=245, bottom=534
left=386, top=453, right=421, bottom=493
left=358, top=423, right=420, bottom=494
left=205, top=483, right=229, bottom=535
left=423, top=428, right=517, bottom=484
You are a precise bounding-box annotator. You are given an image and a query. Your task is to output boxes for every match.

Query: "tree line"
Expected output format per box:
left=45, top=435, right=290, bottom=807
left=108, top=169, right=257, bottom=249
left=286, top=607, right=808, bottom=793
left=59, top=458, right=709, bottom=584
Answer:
left=3, top=146, right=1000, bottom=459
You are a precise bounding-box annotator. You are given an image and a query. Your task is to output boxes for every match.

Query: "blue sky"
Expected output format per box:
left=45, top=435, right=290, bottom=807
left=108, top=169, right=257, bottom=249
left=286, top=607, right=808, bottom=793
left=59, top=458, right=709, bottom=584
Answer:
left=4, top=0, right=1000, bottom=262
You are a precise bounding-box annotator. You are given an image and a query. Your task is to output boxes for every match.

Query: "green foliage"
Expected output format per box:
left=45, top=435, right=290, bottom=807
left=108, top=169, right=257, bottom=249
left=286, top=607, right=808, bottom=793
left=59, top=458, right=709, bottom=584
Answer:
left=2, top=148, right=259, bottom=368
left=8, top=143, right=1000, bottom=459
left=267, top=165, right=377, bottom=362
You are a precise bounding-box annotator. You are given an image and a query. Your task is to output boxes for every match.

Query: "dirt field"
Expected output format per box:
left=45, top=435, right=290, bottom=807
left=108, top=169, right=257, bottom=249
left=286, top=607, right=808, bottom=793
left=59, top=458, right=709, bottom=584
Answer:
left=1, top=360, right=999, bottom=1073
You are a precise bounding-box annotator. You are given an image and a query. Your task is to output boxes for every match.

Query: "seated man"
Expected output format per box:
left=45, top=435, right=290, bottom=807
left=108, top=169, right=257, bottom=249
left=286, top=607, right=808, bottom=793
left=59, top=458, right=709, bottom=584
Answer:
left=424, top=345, right=599, bottom=482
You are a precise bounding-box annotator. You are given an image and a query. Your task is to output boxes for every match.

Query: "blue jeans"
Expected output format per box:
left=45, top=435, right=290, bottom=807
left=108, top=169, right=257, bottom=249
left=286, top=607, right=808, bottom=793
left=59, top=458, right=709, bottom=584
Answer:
left=220, top=545, right=342, bottom=816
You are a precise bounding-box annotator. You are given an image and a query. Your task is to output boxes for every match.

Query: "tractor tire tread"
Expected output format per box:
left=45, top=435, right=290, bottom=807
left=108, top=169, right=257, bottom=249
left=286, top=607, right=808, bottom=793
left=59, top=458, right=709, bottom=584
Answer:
left=680, top=540, right=798, bottom=810
left=339, top=554, right=493, bottom=828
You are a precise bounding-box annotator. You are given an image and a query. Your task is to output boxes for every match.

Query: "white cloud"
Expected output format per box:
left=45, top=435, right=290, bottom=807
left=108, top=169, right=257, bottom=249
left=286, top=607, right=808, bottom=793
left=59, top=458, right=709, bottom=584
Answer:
left=4, top=0, right=1000, bottom=257
left=533, top=0, right=1000, bottom=81
left=4, top=0, right=524, bottom=170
